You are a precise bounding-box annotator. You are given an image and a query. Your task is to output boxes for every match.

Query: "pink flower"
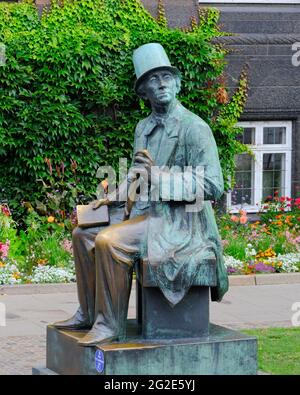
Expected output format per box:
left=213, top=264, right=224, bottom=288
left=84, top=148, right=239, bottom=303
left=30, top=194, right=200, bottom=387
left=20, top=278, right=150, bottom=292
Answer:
left=62, top=239, right=73, bottom=255
left=1, top=206, right=10, bottom=217
left=250, top=231, right=258, bottom=240
left=240, top=215, right=248, bottom=224
left=0, top=240, right=10, bottom=259
left=231, top=215, right=239, bottom=223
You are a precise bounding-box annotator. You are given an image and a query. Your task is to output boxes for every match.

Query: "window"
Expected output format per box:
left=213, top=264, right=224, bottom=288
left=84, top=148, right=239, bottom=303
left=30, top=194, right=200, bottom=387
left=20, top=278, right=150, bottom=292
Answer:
left=228, top=121, right=292, bottom=213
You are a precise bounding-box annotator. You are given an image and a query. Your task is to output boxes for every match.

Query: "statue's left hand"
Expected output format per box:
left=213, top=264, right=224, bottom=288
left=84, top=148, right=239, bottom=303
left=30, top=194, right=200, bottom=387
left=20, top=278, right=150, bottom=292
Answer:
left=91, top=199, right=110, bottom=210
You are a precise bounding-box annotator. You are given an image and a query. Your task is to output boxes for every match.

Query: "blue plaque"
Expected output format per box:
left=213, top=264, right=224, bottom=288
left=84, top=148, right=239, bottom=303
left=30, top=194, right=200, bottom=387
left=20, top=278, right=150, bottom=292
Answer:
left=95, top=350, right=104, bottom=373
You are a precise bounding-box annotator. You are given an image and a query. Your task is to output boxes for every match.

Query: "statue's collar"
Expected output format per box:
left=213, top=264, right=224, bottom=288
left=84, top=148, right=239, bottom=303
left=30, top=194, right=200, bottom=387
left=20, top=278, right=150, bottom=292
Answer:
left=142, top=100, right=181, bottom=137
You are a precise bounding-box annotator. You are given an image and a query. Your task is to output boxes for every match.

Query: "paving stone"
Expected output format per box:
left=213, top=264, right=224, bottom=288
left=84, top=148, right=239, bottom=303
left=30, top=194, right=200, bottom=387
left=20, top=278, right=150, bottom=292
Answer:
left=0, top=335, right=45, bottom=375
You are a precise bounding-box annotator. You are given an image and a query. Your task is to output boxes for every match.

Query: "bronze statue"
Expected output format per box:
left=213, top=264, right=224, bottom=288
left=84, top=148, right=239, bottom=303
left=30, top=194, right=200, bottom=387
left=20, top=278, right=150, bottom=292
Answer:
left=54, top=43, right=228, bottom=346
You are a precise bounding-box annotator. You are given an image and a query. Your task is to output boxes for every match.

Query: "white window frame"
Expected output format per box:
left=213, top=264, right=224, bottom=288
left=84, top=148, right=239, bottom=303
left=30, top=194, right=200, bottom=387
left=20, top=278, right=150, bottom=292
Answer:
left=227, top=120, right=292, bottom=213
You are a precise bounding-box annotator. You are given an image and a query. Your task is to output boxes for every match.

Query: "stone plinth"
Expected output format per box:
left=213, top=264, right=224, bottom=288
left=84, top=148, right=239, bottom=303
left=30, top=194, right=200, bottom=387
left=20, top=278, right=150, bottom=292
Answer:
left=140, top=286, right=209, bottom=339
left=34, top=322, right=257, bottom=375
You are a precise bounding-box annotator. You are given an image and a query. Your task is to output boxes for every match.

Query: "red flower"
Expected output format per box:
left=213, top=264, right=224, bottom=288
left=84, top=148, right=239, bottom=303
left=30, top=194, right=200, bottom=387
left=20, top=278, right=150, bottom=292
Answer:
left=1, top=206, right=10, bottom=216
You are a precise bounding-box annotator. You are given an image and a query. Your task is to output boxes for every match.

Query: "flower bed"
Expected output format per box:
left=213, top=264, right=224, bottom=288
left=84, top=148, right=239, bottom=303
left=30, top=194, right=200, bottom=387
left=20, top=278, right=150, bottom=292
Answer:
left=224, top=252, right=300, bottom=275
left=220, top=195, right=300, bottom=275
left=0, top=203, right=75, bottom=285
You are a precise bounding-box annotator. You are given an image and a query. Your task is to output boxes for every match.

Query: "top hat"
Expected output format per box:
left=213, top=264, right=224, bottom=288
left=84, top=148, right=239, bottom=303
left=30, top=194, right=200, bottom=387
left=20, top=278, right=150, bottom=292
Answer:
left=133, top=43, right=180, bottom=93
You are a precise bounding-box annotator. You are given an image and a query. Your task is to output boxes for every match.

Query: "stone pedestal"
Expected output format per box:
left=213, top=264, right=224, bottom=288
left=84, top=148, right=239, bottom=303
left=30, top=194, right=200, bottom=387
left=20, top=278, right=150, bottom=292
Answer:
left=33, top=322, right=257, bottom=375
left=135, top=257, right=216, bottom=339
left=140, top=286, right=209, bottom=339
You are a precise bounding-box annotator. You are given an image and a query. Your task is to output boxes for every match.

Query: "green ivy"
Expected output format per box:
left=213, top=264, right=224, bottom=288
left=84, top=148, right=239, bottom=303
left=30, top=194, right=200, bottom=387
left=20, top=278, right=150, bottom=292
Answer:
left=0, top=0, right=248, bottom=219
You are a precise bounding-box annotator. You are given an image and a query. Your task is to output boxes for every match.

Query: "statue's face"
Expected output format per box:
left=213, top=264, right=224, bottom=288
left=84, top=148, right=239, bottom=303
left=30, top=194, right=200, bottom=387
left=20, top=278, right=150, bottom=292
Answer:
left=143, top=69, right=177, bottom=106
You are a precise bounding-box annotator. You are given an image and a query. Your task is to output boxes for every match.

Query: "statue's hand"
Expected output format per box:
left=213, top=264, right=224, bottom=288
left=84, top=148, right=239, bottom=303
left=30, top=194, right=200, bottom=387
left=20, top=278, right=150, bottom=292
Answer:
left=91, top=199, right=110, bottom=210
left=129, top=150, right=154, bottom=182
left=134, top=149, right=154, bottom=168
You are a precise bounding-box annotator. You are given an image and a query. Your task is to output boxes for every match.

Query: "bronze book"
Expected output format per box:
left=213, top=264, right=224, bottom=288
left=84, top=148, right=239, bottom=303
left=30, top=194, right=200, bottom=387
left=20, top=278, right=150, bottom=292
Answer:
left=76, top=204, right=110, bottom=228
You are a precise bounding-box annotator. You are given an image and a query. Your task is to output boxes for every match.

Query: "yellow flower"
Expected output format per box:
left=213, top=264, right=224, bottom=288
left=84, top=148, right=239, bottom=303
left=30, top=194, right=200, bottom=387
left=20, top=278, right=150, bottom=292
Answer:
left=37, top=258, right=48, bottom=265
left=0, top=261, right=5, bottom=268
left=13, top=272, right=21, bottom=279
left=47, top=216, right=55, bottom=223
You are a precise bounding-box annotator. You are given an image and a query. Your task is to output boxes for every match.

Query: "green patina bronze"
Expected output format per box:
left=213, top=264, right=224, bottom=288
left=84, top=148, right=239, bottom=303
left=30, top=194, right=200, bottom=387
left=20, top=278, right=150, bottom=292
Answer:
left=53, top=43, right=229, bottom=347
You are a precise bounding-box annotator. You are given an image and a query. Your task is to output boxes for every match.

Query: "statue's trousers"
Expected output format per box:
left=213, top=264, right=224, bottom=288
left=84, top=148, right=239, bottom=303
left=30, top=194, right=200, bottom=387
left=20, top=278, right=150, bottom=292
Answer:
left=72, top=209, right=147, bottom=336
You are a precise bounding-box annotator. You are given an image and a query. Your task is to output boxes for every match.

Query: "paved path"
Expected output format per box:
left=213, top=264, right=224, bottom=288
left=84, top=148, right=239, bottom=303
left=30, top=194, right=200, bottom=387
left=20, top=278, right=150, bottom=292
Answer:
left=0, top=283, right=299, bottom=374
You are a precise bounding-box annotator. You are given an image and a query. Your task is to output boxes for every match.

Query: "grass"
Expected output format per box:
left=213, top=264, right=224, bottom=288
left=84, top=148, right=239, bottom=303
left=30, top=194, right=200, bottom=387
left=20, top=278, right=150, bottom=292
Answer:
left=242, top=327, right=300, bottom=375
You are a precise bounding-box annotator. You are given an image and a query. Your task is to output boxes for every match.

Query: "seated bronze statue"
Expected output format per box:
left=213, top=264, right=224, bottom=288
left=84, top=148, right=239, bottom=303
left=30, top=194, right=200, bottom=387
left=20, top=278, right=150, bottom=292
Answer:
left=53, top=43, right=228, bottom=346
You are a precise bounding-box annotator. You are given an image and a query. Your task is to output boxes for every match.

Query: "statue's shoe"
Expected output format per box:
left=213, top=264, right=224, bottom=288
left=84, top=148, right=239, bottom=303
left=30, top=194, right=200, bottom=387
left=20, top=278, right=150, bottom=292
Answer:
left=77, top=329, right=118, bottom=347
left=52, top=314, right=92, bottom=331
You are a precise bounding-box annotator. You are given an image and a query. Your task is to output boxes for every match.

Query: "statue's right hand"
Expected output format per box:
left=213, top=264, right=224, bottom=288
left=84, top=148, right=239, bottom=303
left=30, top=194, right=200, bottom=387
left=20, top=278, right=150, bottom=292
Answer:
left=91, top=199, right=109, bottom=210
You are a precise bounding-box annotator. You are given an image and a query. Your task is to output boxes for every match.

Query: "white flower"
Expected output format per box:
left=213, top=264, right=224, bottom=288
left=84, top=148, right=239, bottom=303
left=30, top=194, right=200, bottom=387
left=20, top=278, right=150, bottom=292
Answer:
left=245, top=245, right=257, bottom=258
left=268, top=253, right=300, bottom=273
left=30, top=265, right=76, bottom=284
left=224, top=255, right=244, bottom=270
left=0, top=262, right=22, bottom=285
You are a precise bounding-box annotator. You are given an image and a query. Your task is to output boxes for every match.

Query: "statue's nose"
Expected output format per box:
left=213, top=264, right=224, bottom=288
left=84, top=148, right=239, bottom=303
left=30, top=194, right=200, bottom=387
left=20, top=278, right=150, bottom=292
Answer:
left=158, top=77, right=167, bottom=88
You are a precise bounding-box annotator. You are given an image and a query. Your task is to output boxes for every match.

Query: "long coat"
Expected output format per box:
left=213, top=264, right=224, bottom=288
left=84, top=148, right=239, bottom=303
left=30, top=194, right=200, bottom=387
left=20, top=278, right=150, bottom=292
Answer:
left=131, top=101, right=228, bottom=306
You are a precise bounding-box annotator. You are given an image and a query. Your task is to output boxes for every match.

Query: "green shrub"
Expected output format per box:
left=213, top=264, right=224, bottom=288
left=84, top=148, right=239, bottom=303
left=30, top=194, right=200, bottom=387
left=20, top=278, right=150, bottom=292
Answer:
left=0, top=0, right=247, bottom=220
